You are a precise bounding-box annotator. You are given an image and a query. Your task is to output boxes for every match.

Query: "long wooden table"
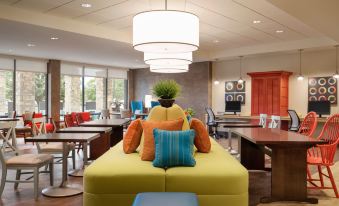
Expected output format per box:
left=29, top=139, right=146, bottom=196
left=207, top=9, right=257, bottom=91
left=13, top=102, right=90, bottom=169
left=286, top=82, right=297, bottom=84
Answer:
left=230, top=128, right=324, bottom=204
left=56, top=127, right=112, bottom=159
left=25, top=133, right=100, bottom=197
left=79, top=119, right=130, bottom=147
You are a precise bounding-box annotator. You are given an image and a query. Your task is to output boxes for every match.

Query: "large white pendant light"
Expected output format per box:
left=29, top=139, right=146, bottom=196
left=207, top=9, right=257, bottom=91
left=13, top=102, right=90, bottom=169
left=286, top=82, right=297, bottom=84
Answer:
left=133, top=0, right=199, bottom=53
left=150, top=65, right=189, bottom=73
left=333, top=45, right=339, bottom=79
left=297, top=49, right=304, bottom=81
left=144, top=52, right=192, bottom=66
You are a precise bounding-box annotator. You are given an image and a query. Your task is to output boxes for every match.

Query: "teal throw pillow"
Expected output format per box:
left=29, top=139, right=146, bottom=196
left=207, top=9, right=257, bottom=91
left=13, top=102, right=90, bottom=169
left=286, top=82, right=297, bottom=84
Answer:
left=153, top=128, right=196, bottom=168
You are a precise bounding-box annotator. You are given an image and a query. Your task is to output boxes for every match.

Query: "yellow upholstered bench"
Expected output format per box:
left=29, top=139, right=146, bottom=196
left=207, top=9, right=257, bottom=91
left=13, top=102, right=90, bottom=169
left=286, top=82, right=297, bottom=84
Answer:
left=84, top=105, right=248, bottom=206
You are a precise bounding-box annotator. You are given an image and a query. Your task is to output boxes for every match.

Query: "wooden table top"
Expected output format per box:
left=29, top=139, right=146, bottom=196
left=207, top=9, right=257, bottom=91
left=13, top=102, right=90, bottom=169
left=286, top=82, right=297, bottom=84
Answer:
left=25, top=133, right=100, bottom=143
left=0, top=118, right=19, bottom=122
left=56, top=127, right=112, bottom=133
left=223, top=123, right=262, bottom=128
left=231, top=128, right=324, bottom=145
left=215, top=119, right=250, bottom=124
left=216, top=115, right=329, bottom=123
left=79, top=119, right=130, bottom=127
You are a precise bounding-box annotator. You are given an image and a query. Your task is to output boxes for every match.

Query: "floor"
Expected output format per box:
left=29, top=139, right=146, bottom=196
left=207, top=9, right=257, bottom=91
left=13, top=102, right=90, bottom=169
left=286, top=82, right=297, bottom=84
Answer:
left=0, top=137, right=338, bottom=206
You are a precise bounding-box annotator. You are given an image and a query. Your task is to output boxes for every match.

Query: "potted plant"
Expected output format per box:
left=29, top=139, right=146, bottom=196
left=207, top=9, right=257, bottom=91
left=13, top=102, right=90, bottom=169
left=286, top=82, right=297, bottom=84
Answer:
left=152, top=79, right=181, bottom=108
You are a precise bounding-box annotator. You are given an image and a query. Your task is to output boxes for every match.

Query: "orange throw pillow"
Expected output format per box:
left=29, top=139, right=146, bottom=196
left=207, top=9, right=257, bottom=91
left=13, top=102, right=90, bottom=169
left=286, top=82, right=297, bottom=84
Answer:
left=190, top=118, right=211, bottom=153
left=141, top=118, right=184, bottom=161
left=123, top=119, right=143, bottom=154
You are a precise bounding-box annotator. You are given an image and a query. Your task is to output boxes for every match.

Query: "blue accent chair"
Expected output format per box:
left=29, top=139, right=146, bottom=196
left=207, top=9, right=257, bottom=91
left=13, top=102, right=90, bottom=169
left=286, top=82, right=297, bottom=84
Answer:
left=131, top=101, right=143, bottom=120
left=151, top=101, right=160, bottom=108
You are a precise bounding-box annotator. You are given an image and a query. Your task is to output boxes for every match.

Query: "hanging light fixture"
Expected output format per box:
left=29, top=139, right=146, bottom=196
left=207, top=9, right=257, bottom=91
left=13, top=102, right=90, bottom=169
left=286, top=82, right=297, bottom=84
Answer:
left=297, top=49, right=304, bottom=81
left=150, top=65, right=189, bottom=73
left=238, top=56, right=244, bottom=84
left=133, top=0, right=199, bottom=53
left=144, top=52, right=192, bottom=66
left=333, top=45, right=339, bottom=79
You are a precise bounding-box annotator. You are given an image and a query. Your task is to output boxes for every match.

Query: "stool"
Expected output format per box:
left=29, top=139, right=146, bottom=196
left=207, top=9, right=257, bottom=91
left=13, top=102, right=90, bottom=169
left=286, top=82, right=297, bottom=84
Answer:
left=133, top=192, right=198, bottom=206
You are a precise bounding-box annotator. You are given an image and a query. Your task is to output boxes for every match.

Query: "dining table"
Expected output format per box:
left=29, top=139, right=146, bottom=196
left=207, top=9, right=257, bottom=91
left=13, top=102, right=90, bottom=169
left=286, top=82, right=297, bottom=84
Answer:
left=230, top=128, right=324, bottom=204
left=79, top=119, right=130, bottom=146
left=25, top=133, right=100, bottom=197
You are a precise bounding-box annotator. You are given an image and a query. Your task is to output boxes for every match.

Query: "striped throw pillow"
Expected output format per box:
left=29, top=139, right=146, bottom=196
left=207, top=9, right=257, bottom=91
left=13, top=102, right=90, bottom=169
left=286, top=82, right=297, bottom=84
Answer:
left=153, top=129, right=196, bottom=168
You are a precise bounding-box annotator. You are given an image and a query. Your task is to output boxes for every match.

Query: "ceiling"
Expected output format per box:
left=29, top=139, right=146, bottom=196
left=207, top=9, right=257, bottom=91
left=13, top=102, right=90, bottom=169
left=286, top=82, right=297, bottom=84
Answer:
left=0, top=0, right=337, bottom=68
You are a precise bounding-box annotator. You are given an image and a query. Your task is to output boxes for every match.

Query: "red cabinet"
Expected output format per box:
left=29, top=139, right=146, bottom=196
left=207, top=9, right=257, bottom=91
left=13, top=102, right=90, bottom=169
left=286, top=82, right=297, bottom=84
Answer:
left=248, top=71, right=292, bottom=116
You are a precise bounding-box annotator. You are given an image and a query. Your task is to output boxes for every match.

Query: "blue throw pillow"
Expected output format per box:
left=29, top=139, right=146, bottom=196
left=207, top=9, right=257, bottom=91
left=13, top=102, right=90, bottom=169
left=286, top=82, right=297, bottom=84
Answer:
left=153, top=128, right=196, bottom=168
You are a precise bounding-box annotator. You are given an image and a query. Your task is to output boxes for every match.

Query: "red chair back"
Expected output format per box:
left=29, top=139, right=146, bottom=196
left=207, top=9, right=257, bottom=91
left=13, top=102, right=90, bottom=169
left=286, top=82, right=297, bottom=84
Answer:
left=318, top=114, right=339, bottom=144
left=64, top=114, right=77, bottom=127
left=298, top=112, right=318, bottom=137
left=76, top=113, right=84, bottom=124
left=80, top=112, right=91, bottom=122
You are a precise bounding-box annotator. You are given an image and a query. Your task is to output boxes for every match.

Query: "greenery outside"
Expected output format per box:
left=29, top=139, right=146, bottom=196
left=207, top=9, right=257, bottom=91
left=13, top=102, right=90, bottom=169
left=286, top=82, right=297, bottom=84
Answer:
left=152, top=79, right=181, bottom=99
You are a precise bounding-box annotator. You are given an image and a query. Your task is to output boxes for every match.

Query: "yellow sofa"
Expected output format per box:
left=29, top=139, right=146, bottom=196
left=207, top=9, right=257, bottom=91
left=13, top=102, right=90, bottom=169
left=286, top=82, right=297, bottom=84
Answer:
left=84, top=105, right=248, bottom=206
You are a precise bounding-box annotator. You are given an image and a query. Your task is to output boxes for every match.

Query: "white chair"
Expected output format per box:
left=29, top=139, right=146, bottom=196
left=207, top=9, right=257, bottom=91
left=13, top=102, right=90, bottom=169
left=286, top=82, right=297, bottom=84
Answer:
left=259, top=114, right=267, bottom=128
left=100, top=109, right=110, bottom=119
left=0, top=121, right=53, bottom=200
left=32, top=117, right=76, bottom=170
left=268, top=115, right=281, bottom=129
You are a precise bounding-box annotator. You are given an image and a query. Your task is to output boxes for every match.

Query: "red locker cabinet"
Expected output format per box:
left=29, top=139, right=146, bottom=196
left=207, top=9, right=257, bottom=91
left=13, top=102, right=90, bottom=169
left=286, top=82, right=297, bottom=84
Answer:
left=248, top=71, right=292, bottom=116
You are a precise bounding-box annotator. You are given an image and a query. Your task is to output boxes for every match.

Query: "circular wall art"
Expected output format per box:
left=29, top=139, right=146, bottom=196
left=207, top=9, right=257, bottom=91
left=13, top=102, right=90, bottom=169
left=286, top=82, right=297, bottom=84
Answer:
left=328, top=77, right=337, bottom=85
left=309, top=96, right=317, bottom=101
left=309, top=78, right=317, bottom=86
left=226, top=94, right=234, bottom=101
left=236, top=94, right=244, bottom=102
left=309, top=88, right=317, bottom=95
left=328, top=86, right=336, bottom=94
left=318, top=87, right=327, bottom=95
left=328, top=95, right=336, bottom=103
left=318, top=95, right=327, bottom=101
left=318, top=78, right=326, bottom=86
left=236, top=83, right=244, bottom=91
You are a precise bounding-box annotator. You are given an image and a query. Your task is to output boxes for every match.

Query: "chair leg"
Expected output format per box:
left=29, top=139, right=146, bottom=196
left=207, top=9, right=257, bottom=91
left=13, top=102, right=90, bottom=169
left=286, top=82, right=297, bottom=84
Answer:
left=49, top=162, right=54, bottom=186
left=14, top=169, right=21, bottom=190
left=33, top=168, right=39, bottom=200
left=72, top=149, right=76, bottom=170
left=0, top=168, right=7, bottom=197
left=326, top=166, right=339, bottom=198
left=317, top=165, right=324, bottom=187
left=307, top=165, right=312, bottom=180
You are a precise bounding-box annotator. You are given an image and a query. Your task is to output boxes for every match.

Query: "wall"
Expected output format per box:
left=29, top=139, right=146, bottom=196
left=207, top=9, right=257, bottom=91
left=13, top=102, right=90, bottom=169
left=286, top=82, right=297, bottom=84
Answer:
left=212, top=48, right=339, bottom=117
left=132, top=62, right=212, bottom=120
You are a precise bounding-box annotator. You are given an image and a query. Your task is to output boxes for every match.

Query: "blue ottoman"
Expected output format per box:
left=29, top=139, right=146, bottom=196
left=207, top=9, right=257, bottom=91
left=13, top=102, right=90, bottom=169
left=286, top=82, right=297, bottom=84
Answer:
left=132, top=192, right=198, bottom=206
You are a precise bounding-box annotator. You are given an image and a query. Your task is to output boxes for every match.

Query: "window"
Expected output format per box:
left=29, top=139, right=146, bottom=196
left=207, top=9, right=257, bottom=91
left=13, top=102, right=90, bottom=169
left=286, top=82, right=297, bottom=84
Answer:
left=84, top=67, right=106, bottom=113
left=15, top=59, right=47, bottom=115
left=0, top=56, right=14, bottom=116
left=60, top=63, right=83, bottom=114
left=107, top=68, right=128, bottom=112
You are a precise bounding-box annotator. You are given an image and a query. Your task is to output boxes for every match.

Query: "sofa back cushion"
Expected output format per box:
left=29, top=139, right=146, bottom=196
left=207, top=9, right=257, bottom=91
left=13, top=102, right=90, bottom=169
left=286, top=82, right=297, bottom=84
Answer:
left=123, top=119, right=143, bottom=154
left=141, top=118, right=184, bottom=161
left=153, top=129, right=196, bottom=168
left=190, top=118, right=211, bottom=153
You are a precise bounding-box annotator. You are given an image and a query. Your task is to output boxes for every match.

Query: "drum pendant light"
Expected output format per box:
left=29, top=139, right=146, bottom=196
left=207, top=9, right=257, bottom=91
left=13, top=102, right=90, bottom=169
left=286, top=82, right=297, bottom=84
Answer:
left=144, top=52, right=192, bottom=66
left=133, top=0, right=199, bottom=53
left=297, top=49, right=304, bottom=81
left=333, top=45, right=339, bottom=79
left=150, top=65, right=189, bottom=73
left=238, top=56, right=244, bottom=84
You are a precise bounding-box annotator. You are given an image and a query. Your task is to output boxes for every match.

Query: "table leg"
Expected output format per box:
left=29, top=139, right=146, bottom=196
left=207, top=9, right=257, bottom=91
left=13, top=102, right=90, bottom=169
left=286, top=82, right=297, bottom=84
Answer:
left=227, top=129, right=238, bottom=155
left=260, top=145, right=318, bottom=204
left=69, top=142, right=89, bottom=177
left=42, top=142, right=83, bottom=197
left=240, top=137, right=265, bottom=170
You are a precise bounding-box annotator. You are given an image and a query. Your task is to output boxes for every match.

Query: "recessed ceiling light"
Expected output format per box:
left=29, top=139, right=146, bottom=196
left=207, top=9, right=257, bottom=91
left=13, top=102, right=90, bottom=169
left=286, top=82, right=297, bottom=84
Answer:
left=8, top=49, right=13, bottom=52
left=213, top=40, right=219, bottom=43
left=253, top=20, right=261, bottom=24
left=27, top=43, right=36, bottom=47
left=50, top=37, right=59, bottom=40
left=81, top=3, right=92, bottom=8
left=276, top=30, right=284, bottom=33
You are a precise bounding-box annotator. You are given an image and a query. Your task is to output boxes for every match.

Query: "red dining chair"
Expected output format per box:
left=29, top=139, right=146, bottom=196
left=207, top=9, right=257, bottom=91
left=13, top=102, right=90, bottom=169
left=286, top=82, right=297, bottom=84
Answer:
left=307, top=114, right=339, bottom=198
left=64, top=114, right=78, bottom=127
left=75, top=113, right=84, bottom=125
left=298, top=112, right=318, bottom=137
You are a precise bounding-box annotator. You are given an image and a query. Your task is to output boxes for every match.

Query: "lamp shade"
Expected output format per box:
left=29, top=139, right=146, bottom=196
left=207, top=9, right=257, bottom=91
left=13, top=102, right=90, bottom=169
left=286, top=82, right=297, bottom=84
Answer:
left=144, top=52, right=192, bottom=66
left=133, top=10, right=199, bottom=53
left=150, top=65, right=189, bottom=73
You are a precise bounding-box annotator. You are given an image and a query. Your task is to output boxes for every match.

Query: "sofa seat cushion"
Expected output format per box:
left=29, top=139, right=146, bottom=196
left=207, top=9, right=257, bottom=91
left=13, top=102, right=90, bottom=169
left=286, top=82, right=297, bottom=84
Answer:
left=84, top=142, right=166, bottom=194
left=165, top=138, right=248, bottom=195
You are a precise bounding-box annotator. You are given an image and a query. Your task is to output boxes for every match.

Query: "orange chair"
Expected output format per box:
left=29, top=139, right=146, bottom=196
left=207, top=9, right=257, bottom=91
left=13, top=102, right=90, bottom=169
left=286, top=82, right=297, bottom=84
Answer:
left=64, top=114, right=78, bottom=127
left=298, top=112, right=318, bottom=137
left=307, top=114, right=339, bottom=198
left=79, top=112, right=91, bottom=122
